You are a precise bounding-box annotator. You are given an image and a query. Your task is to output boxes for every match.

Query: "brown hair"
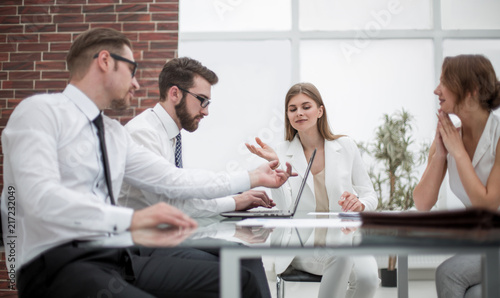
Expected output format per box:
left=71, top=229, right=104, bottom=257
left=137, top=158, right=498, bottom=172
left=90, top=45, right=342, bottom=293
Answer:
left=66, top=28, right=132, bottom=81
left=284, top=82, right=342, bottom=141
left=158, top=57, right=218, bottom=102
left=441, top=54, right=500, bottom=111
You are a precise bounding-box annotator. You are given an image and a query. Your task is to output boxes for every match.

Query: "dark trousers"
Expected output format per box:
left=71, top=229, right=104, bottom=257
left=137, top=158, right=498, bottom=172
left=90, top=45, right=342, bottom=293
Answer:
left=140, top=246, right=271, bottom=298
left=18, top=243, right=263, bottom=298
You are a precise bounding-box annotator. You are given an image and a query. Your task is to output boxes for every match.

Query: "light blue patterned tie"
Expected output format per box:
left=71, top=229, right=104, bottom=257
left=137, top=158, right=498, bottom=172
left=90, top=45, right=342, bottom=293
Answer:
left=175, top=133, right=183, bottom=168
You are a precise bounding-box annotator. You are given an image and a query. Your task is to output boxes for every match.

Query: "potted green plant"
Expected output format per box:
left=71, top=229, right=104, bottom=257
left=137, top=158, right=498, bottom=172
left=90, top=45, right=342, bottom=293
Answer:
left=358, top=108, right=429, bottom=287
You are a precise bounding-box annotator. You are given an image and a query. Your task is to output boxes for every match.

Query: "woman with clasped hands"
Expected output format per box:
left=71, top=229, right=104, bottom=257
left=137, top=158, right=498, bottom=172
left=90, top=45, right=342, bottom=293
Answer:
left=413, top=54, right=500, bottom=298
left=246, top=82, right=379, bottom=298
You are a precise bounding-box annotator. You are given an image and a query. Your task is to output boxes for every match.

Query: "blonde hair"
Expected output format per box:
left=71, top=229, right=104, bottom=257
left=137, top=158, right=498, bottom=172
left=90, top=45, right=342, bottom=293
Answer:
left=284, top=82, right=343, bottom=141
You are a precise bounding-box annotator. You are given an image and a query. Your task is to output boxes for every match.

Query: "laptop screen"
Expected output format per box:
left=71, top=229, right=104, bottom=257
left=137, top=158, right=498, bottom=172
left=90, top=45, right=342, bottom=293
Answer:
left=289, top=148, right=316, bottom=214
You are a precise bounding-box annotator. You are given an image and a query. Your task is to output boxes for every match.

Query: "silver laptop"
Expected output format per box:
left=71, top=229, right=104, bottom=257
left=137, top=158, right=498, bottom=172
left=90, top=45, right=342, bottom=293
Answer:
left=221, top=148, right=316, bottom=218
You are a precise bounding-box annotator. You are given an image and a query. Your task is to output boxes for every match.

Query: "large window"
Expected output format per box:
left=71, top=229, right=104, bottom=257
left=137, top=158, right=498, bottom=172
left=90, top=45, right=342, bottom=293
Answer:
left=179, top=0, right=500, bottom=209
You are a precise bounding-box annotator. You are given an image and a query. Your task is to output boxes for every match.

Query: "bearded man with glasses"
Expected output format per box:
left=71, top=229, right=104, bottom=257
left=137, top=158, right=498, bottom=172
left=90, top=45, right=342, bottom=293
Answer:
left=119, top=57, right=277, bottom=298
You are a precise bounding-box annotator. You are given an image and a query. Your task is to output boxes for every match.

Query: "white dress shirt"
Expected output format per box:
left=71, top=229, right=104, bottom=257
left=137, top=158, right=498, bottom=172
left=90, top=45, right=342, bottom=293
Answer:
left=119, top=103, right=236, bottom=216
left=448, top=112, right=500, bottom=207
left=0, top=85, right=250, bottom=270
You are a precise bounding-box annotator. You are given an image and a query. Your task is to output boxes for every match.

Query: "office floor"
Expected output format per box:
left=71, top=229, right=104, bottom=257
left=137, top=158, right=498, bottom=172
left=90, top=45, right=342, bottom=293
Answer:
left=268, top=280, right=438, bottom=298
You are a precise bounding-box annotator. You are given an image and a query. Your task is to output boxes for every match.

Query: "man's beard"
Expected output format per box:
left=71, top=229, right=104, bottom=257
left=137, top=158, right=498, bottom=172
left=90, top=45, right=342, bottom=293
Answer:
left=110, top=97, right=128, bottom=110
left=175, top=97, right=201, bottom=132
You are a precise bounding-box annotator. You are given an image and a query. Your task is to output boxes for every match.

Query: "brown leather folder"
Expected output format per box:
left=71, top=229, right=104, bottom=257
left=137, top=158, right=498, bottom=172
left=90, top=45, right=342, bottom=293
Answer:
left=360, top=208, right=500, bottom=229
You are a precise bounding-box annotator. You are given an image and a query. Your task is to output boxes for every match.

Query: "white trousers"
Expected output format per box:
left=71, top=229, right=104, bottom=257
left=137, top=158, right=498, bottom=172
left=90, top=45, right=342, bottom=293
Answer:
left=291, top=254, right=379, bottom=298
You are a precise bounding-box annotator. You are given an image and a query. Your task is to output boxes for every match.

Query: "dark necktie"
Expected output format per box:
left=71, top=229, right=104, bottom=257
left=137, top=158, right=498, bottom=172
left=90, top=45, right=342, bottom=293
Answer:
left=175, top=133, right=183, bottom=168
left=93, top=114, right=116, bottom=205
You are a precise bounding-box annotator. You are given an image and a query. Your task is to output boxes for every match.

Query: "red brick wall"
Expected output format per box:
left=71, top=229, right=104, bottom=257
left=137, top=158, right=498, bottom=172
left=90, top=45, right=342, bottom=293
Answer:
left=0, top=0, right=179, bottom=294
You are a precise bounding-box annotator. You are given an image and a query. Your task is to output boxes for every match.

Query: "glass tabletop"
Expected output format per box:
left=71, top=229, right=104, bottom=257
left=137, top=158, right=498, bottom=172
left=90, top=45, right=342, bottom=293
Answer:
left=90, top=212, right=500, bottom=250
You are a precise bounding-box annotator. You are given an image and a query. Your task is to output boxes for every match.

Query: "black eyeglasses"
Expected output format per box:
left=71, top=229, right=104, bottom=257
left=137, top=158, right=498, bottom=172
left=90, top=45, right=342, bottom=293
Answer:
left=175, top=86, right=211, bottom=108
left=93, top=52, right=138, bottom=78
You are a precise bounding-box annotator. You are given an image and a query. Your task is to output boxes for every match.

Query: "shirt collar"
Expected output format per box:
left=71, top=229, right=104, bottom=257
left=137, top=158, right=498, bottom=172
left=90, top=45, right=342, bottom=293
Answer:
left=153, top=103, right=180, bottom=139
left=63, top=84, right=101, bottom=121
left=471, top=112, right=495, bottom=167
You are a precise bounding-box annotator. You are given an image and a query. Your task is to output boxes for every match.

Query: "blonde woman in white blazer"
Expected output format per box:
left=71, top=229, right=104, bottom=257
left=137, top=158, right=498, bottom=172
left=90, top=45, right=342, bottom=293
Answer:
left=247, top=82, right=379, bottom=298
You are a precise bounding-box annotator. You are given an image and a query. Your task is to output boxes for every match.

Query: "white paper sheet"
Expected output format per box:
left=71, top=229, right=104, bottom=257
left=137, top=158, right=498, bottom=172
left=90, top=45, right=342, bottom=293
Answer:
left=237, top=218, right=362, bottom=228
left=307, top=212, right=340, bottom=215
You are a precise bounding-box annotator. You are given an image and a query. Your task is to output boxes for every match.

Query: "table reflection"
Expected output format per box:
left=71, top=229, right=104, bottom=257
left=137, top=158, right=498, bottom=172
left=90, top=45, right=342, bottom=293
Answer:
left=80, top=212, right=500, bottom=251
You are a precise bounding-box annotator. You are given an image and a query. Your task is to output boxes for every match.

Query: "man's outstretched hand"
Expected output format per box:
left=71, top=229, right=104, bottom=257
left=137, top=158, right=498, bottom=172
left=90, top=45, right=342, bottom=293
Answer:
left=249, top=161, right=297, bottom=189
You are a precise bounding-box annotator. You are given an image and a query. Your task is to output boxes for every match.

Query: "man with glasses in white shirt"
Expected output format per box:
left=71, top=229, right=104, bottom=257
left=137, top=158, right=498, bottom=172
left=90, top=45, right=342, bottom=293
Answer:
left=1, top=27, right=293, bottom=298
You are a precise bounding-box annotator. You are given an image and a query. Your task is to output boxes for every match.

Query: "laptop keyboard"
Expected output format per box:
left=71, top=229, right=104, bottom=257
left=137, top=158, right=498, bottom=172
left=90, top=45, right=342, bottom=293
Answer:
left=249, top=209, right=289, bottom=214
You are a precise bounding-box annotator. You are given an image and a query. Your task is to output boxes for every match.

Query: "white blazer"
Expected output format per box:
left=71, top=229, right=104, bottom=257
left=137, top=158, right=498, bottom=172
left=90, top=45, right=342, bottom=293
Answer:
left=271, top=135, right=377, bottom=213
left=271, top=135, right=377, bottom=274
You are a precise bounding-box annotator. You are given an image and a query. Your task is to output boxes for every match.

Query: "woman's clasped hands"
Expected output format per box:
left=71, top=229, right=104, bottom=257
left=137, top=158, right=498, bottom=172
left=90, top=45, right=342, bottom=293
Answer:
left=436, top=110, right=466, bottom=159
